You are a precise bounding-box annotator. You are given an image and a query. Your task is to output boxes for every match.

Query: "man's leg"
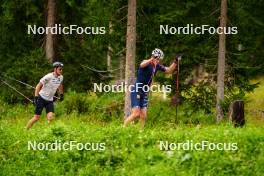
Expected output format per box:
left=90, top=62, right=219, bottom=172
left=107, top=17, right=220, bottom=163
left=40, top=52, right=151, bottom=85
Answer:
left=26, top=96, right=43, bottom=129
left=139, top=108, right=147, bottom=129
left=47, top=112, right=54, bottom=124
left=26, top=115, right=40, bottom=129
left=46, top=101, right=54, bottom=124
left=124, top=89, right=141, bottom=127
left=124, top=108, right=140, bottom=127
left=139, top=93, right=148, bottom=129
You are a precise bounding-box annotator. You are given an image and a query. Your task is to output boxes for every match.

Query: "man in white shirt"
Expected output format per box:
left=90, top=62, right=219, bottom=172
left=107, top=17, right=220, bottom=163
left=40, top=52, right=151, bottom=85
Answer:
left=26, top=62, right=64, bottom=129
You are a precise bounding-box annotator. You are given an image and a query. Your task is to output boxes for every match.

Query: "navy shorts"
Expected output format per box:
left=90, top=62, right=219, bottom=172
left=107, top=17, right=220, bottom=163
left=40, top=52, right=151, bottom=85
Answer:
left=35, top=96, right=54, bottom=115
left=131, top=89, right=148, bottom=109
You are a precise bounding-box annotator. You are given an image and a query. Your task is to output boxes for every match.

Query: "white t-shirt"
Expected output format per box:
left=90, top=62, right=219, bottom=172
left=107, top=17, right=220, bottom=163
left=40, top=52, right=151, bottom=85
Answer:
left=39, top=73, right=63, bottom=101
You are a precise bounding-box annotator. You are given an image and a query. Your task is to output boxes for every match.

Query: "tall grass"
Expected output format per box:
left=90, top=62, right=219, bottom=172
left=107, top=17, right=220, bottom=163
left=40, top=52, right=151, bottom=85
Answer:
left=0, top=113, right=263, bottom=175
left=246, top=76, right=264, bottom=124
left=1, top=78, right=264, bottom=175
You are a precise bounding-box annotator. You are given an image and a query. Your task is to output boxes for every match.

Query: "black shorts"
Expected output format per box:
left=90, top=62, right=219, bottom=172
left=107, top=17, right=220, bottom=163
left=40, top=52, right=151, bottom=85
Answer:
left=130, top=84, right=149, bottom=109
left=131, top=90, right=148, bottom=109
left=35, top=96, right=54, bottom=115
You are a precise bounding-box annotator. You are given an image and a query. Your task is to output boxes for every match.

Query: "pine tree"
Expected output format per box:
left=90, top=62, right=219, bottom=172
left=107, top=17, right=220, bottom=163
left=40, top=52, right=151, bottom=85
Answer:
left=124, top=0, right=136, bottom=118
left=45, top=0, right=56, bottom=63
left=216, top=0, right=227, bottom=122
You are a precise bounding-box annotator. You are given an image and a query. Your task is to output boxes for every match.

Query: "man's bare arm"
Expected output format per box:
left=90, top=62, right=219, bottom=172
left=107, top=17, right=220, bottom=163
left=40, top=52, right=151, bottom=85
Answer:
left=58, top=84, right=64, bottom=94
left=35, top=82, right=43, bottom=96
left=165, top=62, right=177, bottom=74
left=165, top=55, right=182, bottom=74
left=57, top=84, right=64, bottom=101
left=140, top=58, right=154, bottom=68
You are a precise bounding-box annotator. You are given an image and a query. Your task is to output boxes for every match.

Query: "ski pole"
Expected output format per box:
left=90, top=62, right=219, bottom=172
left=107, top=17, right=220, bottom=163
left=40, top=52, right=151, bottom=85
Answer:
left=176, top=59, right=179, bottom=121
left=2, top=74, right=35, bottom=89
left=175, top=54, right=182, bottom=122
left=0, top=79, right=33, bottom=103
left=1, top=74, right=60, bottom=99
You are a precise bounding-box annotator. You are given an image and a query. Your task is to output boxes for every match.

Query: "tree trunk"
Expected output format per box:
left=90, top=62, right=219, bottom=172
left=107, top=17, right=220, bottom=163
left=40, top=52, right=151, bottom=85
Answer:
left=216, top=0, right=227, bottom=122
left=45, top=0, right=56, bottom=63
left=124, top=0, right=136, bottom=118
left=107, top=20, right=113, bottom=72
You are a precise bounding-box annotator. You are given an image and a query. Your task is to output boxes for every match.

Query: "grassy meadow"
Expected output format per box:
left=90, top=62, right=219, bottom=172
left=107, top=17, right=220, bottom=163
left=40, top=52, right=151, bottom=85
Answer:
left=0, top=78, right=264, bottom=176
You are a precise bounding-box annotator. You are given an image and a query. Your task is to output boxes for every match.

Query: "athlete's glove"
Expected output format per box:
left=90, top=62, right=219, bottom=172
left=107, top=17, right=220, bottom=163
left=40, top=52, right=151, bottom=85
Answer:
left=59, top=94, right=64, bottom=101
left=33, top=96, right=39, bottom=106
left=174, top=54, right=182, bottom=64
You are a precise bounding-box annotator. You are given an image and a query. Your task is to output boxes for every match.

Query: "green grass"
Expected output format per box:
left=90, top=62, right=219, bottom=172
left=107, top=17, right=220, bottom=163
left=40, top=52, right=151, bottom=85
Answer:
left=0, top=108, right=264, bottom=175
left=246, top=76, right=264, bottom=124
left=1, top=77, right=264, bottom=176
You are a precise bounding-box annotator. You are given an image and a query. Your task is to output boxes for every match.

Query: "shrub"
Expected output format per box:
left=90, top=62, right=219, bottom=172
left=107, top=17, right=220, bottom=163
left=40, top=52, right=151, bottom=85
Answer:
left=63, top=92, right=92, bottom=114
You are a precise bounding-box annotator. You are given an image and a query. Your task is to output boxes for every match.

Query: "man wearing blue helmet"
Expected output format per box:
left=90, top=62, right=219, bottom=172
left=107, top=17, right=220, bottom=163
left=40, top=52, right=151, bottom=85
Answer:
left=26, top=62, right=64, bottom=129
left=124, top=48, right=182, bottom=129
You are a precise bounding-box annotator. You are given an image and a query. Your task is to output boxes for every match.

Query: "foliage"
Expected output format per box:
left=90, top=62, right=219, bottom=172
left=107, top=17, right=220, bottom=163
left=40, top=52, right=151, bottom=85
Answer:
left=0, top=104, right=263, bottom=175
left=0, top=1, right=263, bottom=174
left=183, top=81, right=216, bottom=114
left=0, top=0, right=263, bottom=113
left=63, top=92, right=91, bottom=114
left=245, top=77, right=264, bottom=123
left=0, top=80, right=264, bottom=175
left=56, top=92, right=124, bottom=122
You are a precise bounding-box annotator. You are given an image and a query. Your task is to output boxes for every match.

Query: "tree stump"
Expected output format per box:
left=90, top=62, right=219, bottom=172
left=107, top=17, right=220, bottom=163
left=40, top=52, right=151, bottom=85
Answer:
left=229, top=100, right=245, bottom=127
